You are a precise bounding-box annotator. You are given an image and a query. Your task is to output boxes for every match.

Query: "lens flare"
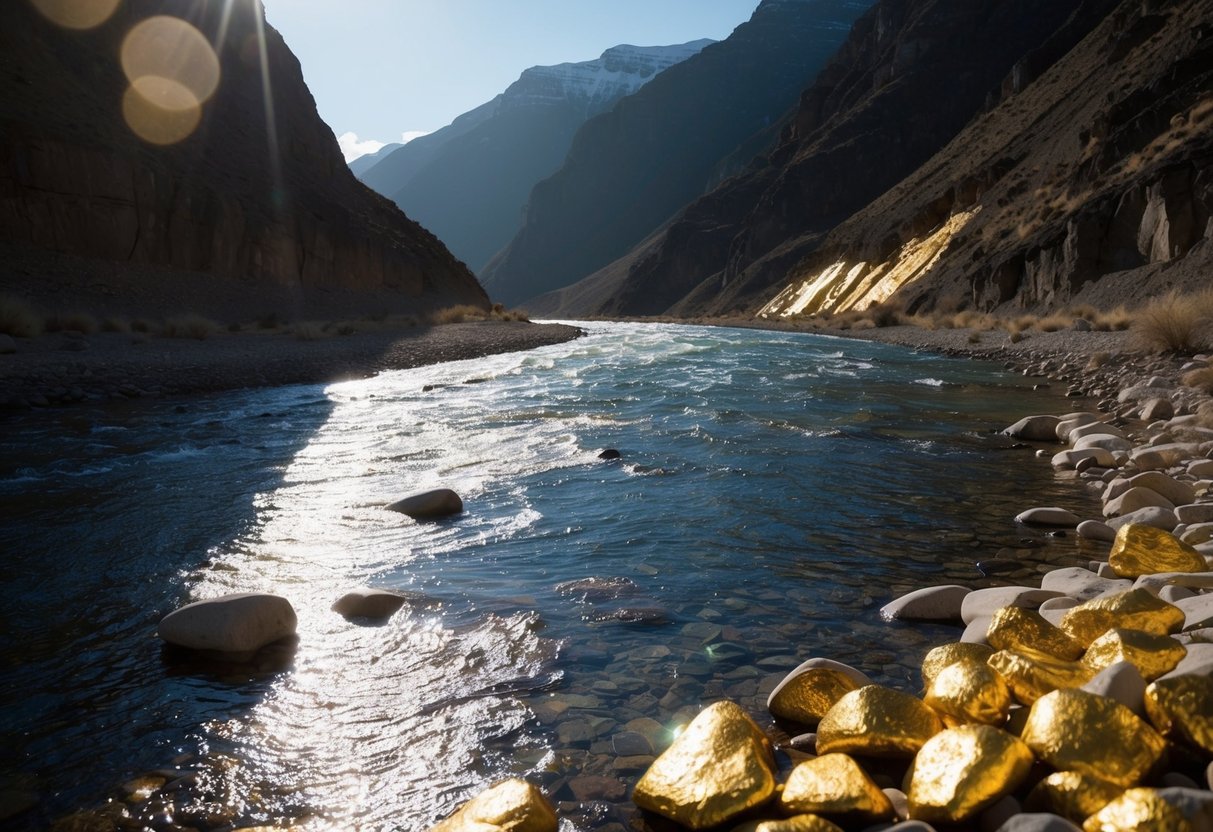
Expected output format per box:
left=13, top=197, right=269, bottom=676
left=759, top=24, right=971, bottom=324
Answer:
left=122, top=83, right=201, bottom=145
left=29, top=0, right=121, bottom=30
left=120, top=15, right=220, bottom=144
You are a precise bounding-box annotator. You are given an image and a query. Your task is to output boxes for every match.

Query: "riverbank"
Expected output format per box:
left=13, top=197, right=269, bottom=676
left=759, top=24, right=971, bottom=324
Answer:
left=0, top=320, right=583, bottom=413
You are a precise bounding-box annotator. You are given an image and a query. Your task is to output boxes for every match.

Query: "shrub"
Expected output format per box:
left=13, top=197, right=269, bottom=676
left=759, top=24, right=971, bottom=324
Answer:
left=0, top=294, right=44, bottom=337
left=1034, top=313, right=1073, bottom=333
left=44, top=310, right=99, bottom=334
left=130, top=318, right=153, bottom=333
left=429, top=304, right=488, bottom=325
left=1182, top=365, right=1213, bottom=394
left=334, top=321, right=358, bottom=336
left=1131, top=289, right=1213, bottom=353
left=160, top=315, right=217, bottom=340
left=865, top=300, right=905, bottom=328
left=101, top=317, right=130, bottom=333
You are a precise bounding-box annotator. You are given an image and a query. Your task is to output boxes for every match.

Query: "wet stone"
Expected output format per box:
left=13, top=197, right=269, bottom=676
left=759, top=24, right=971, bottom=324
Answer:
left=611, top=731, right=653, bottom=757
left=680, top=622, right=722, bottom=645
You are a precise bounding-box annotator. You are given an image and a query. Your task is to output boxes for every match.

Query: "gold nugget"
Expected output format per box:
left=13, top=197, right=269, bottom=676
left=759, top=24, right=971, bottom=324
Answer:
left=987, top=605, right=1084, bottom=660
left=1060, top=589, right=1184, bottom=647
left=924, top=659, right=1012, bottom=725
left=816, top=685, right=943, bottom=757
left=987, top=647, right=1094, bottom=705
left=905, top=725, right=1033, bottom=824
left=1082, top=787, right=1197, bottom=831
left=633, top=700, right=776, bottom=830
left=778, top=753, right=894, bottom=823
left=428, top=779, right=557, bottom=832
left=767, top=659, right=869, bottom=725
left=1108, top=523, right=1209, bottom=578
left=1024, top=771, right=1123, bottom=822
left=1144, top=674, right=1213, bottom=754
left=730, top=816, right=844, bottom=832
left=921, top=642, right=995, bottom=690
left=1081, top=628, right=1186, bottom=680
left=1021, top=689, right=1165, bottom=787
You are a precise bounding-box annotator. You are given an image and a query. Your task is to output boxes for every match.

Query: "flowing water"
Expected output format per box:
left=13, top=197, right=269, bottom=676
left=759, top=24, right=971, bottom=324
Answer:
left=0, top=322, right=1103, bottom=831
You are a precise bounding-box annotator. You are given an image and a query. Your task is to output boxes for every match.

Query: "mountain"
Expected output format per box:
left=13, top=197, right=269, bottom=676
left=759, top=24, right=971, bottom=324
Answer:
left=758, top=0, right=1213, bottom=317
left=349, top=142, right=402, bottom=178
left=359, top=40, right=712, bottom=273
left=0, top=0, right=485, bottom=322
left=535, top=0, right=1120, bottom=317
left=479, top=0, right=876, bottom=307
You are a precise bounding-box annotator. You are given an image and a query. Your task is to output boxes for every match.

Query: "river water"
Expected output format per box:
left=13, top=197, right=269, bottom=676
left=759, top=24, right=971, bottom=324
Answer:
left=0, top=322, right=1102, bottom=831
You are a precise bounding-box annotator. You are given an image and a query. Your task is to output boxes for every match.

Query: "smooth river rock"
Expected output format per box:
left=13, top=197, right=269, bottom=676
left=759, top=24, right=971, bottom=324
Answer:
left=1015, top=508, right=1080, bottom=527
left=880, top=585, right=971, bottom=622
left=1005, top=415, right=1061, bottom=442
left=386, top=488, right=464, bottom=520
left=1103, top=488, right=1176, bottom=519
left=960, top=587, right=1063, bottom=625
left=332, top=588, right=410, bottom=620
left=158, top=592, right=297, bottom=653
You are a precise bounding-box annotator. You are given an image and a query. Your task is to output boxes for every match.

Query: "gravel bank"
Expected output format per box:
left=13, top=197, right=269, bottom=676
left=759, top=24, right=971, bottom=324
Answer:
left=0, top=320, right=583, bottom=413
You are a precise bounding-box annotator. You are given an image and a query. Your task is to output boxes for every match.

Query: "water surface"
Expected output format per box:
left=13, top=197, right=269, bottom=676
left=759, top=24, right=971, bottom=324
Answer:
left=0, top=322, right=1102, bottom=830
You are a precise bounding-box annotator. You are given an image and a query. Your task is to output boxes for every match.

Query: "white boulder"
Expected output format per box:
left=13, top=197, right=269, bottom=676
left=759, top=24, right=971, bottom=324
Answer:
left=158, top=593, right=297, bottom=653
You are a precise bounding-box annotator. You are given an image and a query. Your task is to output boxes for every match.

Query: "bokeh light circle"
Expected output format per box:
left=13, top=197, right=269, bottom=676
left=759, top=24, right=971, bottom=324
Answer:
left=120, top=16, right=219, bottom=145
left=121, top=15, right=220, bottom=105
left=122, top=83, right=201, bottom=145
left=29, top=0, right=121, bottom=30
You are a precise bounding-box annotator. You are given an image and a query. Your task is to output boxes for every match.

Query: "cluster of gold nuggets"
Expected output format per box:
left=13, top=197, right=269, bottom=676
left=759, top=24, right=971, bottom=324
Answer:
left=429, top=523, right=1212, bottom=831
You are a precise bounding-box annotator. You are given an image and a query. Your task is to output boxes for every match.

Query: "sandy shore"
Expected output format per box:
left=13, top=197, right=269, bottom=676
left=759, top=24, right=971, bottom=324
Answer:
left=0, top=320, right=583, bottom=413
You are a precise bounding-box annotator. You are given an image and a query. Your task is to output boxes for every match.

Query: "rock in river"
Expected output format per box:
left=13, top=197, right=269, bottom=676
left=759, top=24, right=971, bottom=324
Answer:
left=386, top=488, right=463, bottom=520
left=158, top=592, right=297, bottom=653
left=332, top=588, right=411, bottom=620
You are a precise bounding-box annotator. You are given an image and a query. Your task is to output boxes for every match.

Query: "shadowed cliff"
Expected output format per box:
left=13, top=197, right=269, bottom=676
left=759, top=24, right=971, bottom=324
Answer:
left=0, top=0, right=486, bottom=322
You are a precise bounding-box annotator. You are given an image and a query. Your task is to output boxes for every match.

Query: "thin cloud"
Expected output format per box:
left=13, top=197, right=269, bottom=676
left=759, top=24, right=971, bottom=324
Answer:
left=337, top=131, right=386, bottom=163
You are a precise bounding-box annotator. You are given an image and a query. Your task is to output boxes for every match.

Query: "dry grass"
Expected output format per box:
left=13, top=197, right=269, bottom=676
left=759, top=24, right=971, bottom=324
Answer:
left=44, top=310, right=99, bottom=334
left=1182, top=366, right=1213, bottom=394
left=0, top=294, right=44, bottom=337
left=1131, top=288, right=1213, bottom=353
left=160, top=315, right=218, bottom=340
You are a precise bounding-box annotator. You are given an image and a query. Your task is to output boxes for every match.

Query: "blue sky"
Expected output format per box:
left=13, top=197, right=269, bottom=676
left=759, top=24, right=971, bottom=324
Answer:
left=262, top=0, right=759, bottom=161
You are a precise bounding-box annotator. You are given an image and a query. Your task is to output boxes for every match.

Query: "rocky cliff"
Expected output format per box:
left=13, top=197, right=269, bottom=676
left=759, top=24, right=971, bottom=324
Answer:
left=480, top=0, right=875, bottom=307
left=360, top=41, right=711, bottom=273
left=0, top=0, right=485, bottom=321
left=538, top=0, right=1120, bottom=317
left=760, top=0, right=1213, bottom=317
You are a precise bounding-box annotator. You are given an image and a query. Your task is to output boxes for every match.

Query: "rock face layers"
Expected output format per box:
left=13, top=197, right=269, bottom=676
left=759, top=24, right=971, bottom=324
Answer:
left=480, top=0, right=875, bottom=307
left=0, top=0, right=485, bottom=321
left=537, top=0, right=1118, bottom=317
left=760, top=0, right=1213, bottom=318
left=359, top=41, right=712, bottom=273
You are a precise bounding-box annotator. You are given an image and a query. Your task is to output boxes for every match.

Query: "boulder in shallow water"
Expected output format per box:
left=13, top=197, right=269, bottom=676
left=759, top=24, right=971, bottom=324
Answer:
left=158, top=592, right=296, bottom=653
left=386, top=488, right=463, bottom=520
left=332, top=588, right=411, bottom=620
left=880, top=585, right=970, bottom=622
left=1015, top=507, right=1080, bottom=527
left=427, top=778, right=557, bottom=832
left=1004, top=415, right=1061, bottom=442
left=598, top=448, right=621, bottom=460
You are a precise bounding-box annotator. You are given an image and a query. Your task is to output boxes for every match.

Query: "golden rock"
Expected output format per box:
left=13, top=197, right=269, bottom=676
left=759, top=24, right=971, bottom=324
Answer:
left=921, top=642, right=995, bottom=690
left=729, top=816, right=843, bottom=832
left=987, top=647, right=1094, bottom=705
left=816, top=685, right=942, bottom=757
left=1024, top=770, right=1123, bottom=822
left=905, top=724, right=1034, bottom=824
left=778, top=753, right=894, bottom=823
left=987, top=605, right=1084, bottom=660
left=1144, top=674, right=1213, bottom=754
left=1108, top=523, right=1209, bottom=579
left=1060, top=589, right=1184, bottom=647
left=924, top=659, right=1012, bottom=725
left=1021, top=688, right=1166, bottom=787
left=767, top=659, right=870, bottom=725
left=428, top=779, right=557, bottom=832
left=1082, top=788, right=1201, bottom=832
left=633, top=700, right=776, bottom=830
left=1082, top=627, right=1186, bottom=680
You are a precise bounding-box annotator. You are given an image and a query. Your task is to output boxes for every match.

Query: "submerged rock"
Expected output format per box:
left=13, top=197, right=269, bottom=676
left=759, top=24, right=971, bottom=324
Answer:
left=158, top=592, right=296, bottom=653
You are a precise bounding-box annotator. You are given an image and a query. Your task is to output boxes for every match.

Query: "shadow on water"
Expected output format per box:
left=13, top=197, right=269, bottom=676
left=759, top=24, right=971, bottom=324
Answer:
left=0, top=386, right=335, bottom=828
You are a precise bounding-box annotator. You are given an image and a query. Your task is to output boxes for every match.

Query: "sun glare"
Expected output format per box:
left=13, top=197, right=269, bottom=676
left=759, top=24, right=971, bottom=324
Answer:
left=29, top=0, right=120, bottom=29
left=120, top=15, right=221, bottom=145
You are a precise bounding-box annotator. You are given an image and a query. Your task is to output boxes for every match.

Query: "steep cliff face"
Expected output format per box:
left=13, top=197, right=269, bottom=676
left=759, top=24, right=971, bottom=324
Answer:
left=762, top=0, right=1213, bottom=317
left=545, top=0, right=1119, bottom=317
left=362, top=41, right=711, bottom=273
left=0, top=0, right=485, bottom=320
left=480, top=0, right=875, bottom=307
